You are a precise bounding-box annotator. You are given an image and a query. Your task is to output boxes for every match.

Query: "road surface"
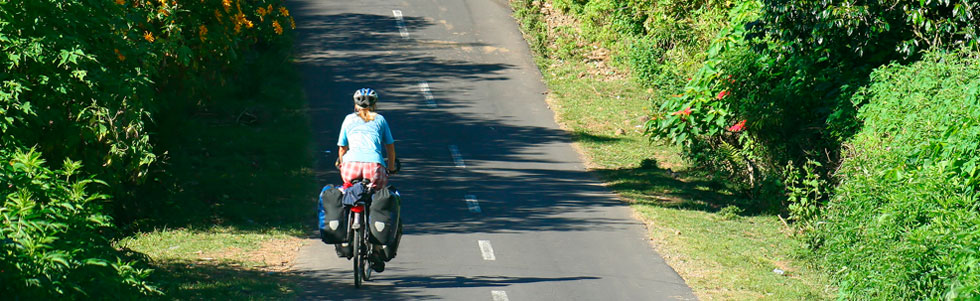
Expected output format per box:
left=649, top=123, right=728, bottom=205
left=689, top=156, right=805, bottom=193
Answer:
left=288, top=0, right=696, bottom=299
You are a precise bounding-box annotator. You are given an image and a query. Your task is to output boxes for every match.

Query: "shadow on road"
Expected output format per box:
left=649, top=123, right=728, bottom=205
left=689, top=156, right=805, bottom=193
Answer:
left=291, top=0, right=646, bottom=236
left=286, top=1, right=695, bottom=298
left=295, top=267, right=599, bottom=299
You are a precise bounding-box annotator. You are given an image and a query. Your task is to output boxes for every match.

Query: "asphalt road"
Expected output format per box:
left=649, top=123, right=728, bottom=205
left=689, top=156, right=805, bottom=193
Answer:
left=288, top=0, right=696, bottom=299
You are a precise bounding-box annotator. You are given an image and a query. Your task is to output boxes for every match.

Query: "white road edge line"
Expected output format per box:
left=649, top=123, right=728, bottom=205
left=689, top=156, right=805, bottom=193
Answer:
left=392, top=10, right=410, bottom=39
left=449, top=145, right=465, bottom=168
left=418, top=81, right=438, bottom=108
left=465, top=194, right=482, bottom=213
left=478, top=240, right=496, bottom=260
left=491, top=290, right=509, bottom=301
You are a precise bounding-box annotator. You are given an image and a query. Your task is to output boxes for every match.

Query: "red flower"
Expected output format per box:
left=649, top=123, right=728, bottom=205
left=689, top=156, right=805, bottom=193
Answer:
left=671, top=107, right=692, bottom=116
left=728, top=119, right=747, bottom=132
left=716, top=90, right=730, bottom=100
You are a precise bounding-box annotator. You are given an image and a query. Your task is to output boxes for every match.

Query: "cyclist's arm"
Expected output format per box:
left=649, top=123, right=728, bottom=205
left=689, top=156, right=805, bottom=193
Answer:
left=337, top=146, right=349, bottom=166
left=384, top=143, right=395, bottom=171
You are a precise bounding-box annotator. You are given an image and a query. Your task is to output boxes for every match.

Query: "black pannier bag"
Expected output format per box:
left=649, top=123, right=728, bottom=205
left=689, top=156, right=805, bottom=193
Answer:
left=318, top=185, right=348, bottom=245
left=369, top=186, right=403, bottom=262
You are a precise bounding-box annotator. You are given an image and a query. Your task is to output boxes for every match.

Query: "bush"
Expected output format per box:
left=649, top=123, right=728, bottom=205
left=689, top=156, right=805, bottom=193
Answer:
left=649, top=0, right=980, bottom=205
left=813, top=50, right=980, bottom=299
left=0, top=148, right=157, bottom=298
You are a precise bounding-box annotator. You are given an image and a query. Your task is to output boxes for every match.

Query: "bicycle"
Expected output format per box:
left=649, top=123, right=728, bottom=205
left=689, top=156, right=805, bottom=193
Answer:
left=345, top=180, right=375, bottom=288
left=332, top=158, right=401, bottom=288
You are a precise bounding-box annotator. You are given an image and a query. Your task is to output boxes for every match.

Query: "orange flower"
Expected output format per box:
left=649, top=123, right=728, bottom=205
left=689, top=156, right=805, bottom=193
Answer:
left=670, top=107, right=692, bottom=116
left=257, top=7, right=267, bottom=17
left=234, top=12, right=245, bottom=33
left=198, top=25, right=208, bottom=42
left=143, top=31, right=155, bottom=42
left=279, top=6, right=289, bottom=17
left=289, top=17, right=296, bottom=29
left=114, top=49, right=126, bottom=61
left=273, top=20, right=283, bottom=35
left=222, top=0, right=231, bottom=12
left=716, top=90, right=730, bottom=100
left=115, top=0, right=126, bottom=5
left=214, top=9, right=223, bottom=23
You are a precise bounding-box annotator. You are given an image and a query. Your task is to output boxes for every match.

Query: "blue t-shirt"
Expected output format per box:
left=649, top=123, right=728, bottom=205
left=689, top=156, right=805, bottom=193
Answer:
left=337, top=113, right=394, bottom=167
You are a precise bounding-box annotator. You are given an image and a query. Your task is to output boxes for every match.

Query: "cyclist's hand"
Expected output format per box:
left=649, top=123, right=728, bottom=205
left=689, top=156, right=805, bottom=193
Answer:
left=335, top=158, right=342, bottom=169
left=386, top=168, right=397, bottom=175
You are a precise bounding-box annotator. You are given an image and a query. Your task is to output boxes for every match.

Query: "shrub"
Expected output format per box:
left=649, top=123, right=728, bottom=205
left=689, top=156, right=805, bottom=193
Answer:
left=646, top=0, right=769, bottom=191
left=813, top=50, right=980, bottom=299
left=0, top=148, right=157, bottom=298
left=649, top=0, right=980, bottom=205
left=627, top=36, right=667, bottom=86
left=512, top=0, right=550, bottom=58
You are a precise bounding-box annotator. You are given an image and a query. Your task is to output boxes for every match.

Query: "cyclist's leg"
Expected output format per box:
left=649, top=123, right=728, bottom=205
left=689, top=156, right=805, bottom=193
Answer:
left=340, top=161, right=366, bottom=185
left=363, top=163, right=387, bottom=189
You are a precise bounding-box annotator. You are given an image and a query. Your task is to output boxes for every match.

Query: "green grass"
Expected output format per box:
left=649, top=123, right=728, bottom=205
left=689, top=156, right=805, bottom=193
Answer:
left=117, top=226, right=307, bottom=300
left=516, top=2, right=837, bottom=296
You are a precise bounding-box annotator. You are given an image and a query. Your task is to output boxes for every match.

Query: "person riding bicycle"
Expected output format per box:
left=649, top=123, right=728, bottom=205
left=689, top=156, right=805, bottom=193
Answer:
left=337, top=88, right=397, bottom=188
left=336, top=88, right=396, bottom=273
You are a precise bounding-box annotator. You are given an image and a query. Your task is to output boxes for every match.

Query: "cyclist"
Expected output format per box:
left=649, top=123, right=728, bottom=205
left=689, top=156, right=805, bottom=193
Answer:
left=336, top=88, right=397, bottom=188
left=336, top=88, right=396, bottom=273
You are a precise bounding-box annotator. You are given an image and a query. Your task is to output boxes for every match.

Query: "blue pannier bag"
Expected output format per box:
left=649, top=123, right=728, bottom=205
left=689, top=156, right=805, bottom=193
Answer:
left=318, top=185, right=347, bottom=245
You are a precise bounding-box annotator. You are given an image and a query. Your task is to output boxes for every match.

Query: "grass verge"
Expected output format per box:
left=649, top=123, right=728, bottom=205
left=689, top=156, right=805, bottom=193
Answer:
left=515, top=1, right=836, bottom=299
left=117, top=226, right=307, bottom=299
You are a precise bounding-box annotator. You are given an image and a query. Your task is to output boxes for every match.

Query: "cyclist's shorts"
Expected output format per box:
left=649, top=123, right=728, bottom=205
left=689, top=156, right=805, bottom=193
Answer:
left=340, top=161, right=387, bottom=188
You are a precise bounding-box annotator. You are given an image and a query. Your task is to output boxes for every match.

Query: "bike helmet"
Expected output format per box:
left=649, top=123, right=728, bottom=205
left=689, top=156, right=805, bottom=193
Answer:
left=353, top=88, right=378, bottom=108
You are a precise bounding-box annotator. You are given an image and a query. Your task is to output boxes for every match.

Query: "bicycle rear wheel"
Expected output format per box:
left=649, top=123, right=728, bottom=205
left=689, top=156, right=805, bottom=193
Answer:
left=353, top=228, right=363, bottom=288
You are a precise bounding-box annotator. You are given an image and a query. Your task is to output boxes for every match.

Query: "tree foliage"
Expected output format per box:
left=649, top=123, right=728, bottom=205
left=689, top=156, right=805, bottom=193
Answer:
left=1, top=0, right=296, bottom=297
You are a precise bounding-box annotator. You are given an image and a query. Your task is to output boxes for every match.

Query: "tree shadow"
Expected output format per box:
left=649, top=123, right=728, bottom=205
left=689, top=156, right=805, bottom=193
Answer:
left=149, top=261, right=303, bottom=300
left=590, top=159, right=781, bottom=216
left=571, top=131, right=623, bottom=144
left=295, top=267, right=598, bottom=299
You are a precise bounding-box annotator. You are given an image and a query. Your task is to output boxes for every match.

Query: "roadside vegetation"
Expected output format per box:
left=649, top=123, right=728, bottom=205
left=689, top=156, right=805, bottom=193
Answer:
left=1, top=0, right=312, bottom=299
left=512, top=0, right=980, bottom=299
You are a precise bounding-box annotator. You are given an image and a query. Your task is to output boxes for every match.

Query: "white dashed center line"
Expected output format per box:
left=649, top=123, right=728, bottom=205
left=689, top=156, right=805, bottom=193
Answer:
left=418, top=81, right=438, bottom=108
left=449, top=145, right=465, bottom=168
left=491, top=291, right=509, bottom=301
left=464, top=194, right=482, bottom=213
left=392, top=10, right=409, bottom=38
left=478, top=240, right=496, bottom=260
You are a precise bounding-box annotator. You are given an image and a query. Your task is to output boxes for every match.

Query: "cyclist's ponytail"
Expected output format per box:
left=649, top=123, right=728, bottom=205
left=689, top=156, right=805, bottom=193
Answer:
left=357, top=104, right=376, bottom=122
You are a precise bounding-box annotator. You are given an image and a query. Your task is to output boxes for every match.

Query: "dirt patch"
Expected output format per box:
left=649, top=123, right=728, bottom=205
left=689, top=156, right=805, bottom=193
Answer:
left=536, top=1, right=627, bottom=81
left=198, top=237, right=305, bottom=272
